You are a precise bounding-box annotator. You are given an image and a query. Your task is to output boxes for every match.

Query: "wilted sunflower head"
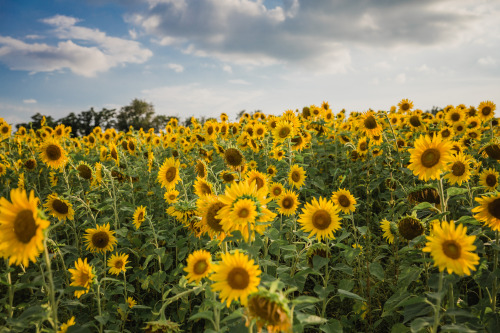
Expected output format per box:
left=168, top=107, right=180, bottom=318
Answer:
left=76, top=162, right=93, bottom=180
left=483, top=143, right=500, bottom=160
left=24, top=158, right=37, bottom=171
left=306, top=243, right=331, bottom=268
left=408, top=185, right=441, bottom=206
left=398, top=216, right=424, bottom=241
left=246, top=288, right=292, bottom=333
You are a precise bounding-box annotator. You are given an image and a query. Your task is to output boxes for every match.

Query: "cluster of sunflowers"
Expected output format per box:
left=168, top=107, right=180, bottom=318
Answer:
left=0, top=99, right=499, bottom=332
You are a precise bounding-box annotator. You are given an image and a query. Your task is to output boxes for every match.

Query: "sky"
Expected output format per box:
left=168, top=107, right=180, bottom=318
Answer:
left=0, top=0, right=499, bottom=125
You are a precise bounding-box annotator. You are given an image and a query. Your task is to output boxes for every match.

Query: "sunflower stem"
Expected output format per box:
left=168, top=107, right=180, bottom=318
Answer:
left=321, top=238, right=330, bottom=318
left=6, top=260, right=14, bottom=319
left=437, top=176, right=447, bottom=221
left=43, top=237, right=58, bottom=332
left=123, top=271, right=128, bottom=304
left=96, top=281, right=103, bottom=333
left=493, top=231, right=499, bottom=313
left=449, top=282, right=455, bottom=323
left=213, top=291, right=220, bottom=332
left=431, top=271, right=444, bottom=333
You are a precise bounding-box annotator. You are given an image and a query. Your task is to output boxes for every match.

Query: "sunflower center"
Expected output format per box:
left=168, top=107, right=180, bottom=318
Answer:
left=238, top=208, right=250, bottom=218
left=312, top=209, right=332, bottom=230
left=272, top=187, right=282, bottom=196
left=482, top=106, right=492, bottom=116
left=14, top=209, right=37, bottom=244
left=409, top=116, right=421, bottom=127
left=488, top=199, right=500, bottom=219
left=441, top=129, right=451, bottom=138
left=420, top=148, right=441, bottom=168
left=25, top=159, right=36, bottom=170
left=200, top=183, right=212, bottom=195
left=193, top=259, right=208, bottom=275
left=46, top=144, right=62, bottom=161
left=114, top=259, right=124, bottom=269
left=256, top=128, right=264, bottom=136
left=1, top=126, right=8, bottom=134
left=359, top=142, right=367, bottom=151
left=52, top=199, right=69, bottom=214
left=456, top=125, right=464, bottom=132
left=486, top=174, right=497, bottom=188
left=401, top=103, right=410, bottom=111
left=165, top=167, right=177, bottom=182
left=442, top=240, right=461, bottom=259
left=397, top=140, right=405, bottom=148
left=111, top=148, right=118, bottom=160
left=451, top=113, right=460, bottom=122
left=225, top=148, right=243, bottom=166
left=222, top=173, right=235, bottom=182
left=363, top=115, right=377, bottom=130
left=128, top=141, right=135, bottom=151
left=227, top=267, right=250, bottom=290
left=92, top=231, right=110, bottom=249
left=206, top=202, right=224, bottom=232
left=282, top=197, right=294, bottom=209
left=279, top=127, right=291, bottom=138
left=337, top=195, right=350, bottom=207
left=451, top=162, right=465, bottom=177
left=250, top=177, right=265, bottom=190
left=77, top=164, right=92, bottom=180
left=138, top=212, right=144, bottom=220
left=291, top=171, right=301, bottom=182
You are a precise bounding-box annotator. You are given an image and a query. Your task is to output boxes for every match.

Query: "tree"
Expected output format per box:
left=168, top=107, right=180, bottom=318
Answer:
left=116, top=99, right=155, bottom=131
left=16, top=113, right=56, bottom=131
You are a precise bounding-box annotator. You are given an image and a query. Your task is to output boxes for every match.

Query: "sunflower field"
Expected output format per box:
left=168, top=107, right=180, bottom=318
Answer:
left=1, top=100, right=500, bottom=333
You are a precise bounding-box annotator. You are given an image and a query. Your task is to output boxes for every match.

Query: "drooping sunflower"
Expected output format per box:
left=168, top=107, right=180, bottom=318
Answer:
left=58, top=316, right=76, bottom=333
left=444, top=153, right=472, bottom=186
left=246, top=288, right=292, bottom=333
left=133, top=205, right=147, bottom=229
left=196, top=195, right=226, bottom=241
left=277, top=189, right=299, bottom=216
left=220, top=170, right=237, bottom=184
left=68, top=258, right=95, bottom=298
left=107, top=252, right=130, bottom=275
left=407, top=134, right=453, bottom=181
left=246, top=170, right=268, bottom=191
left=473, top=192, right=500, bottom=231
left=84, top=223, right=118, bottom=254
left=478, top=100, right=496, bottom=122
left=479, top=168, right=499, bottom=191
left=109, top=143, right=120, bottom=165
left=157, top=157, right=181, bottom=189
left=39, top=139, right=69, bottom=169
left=44, top=193, right=74, bottom=221
left=194, top=177, right=213, bottom=197
left=298, top=197, right=341, bottom=241
left=184, top=249, right=212, bottom=283
left=422, top=220, right=479, bottom=276
left=0, top=188, right=50, bottom=267
left=164, top=188, right=179, bottom=204
left=398, top=216, right=424, bottom=241
left=76, top=161, right=93, bottom=181
left=210, top=250, right=261, bottom=307
left=380, top=219, right=395, bottom=244
left=288, top=164, right=307, bottom=189
left=331, top=189, right=357, bottom=214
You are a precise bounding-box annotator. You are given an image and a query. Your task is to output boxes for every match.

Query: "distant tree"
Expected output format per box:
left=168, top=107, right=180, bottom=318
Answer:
left=427, top=106, right=443, bottom=116
left=151, top=115, right=174, bottom=132
left=16, top=113, right=56, bottom=131
left=116, top=99, right=155, bottom=131
left=58, top=108, right=116, bottom=136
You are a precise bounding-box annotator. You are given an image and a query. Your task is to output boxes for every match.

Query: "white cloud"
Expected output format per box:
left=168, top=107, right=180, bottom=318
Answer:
left=129, top=29, right=138, bottom=39
left=228, top=79, right=250, bottom=85
left=478, top=56, right=497, bottom=66
left=130, top=0, right=487, bottom=72
left=0, top=15, right=152, bottom=77
left=222, top=64, right=232, bottom=73
left=23, top=99, right=37, bottom=104
left=167, top=63, right=184, bottom=72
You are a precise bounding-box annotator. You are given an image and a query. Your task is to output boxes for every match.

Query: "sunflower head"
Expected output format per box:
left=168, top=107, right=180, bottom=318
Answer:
left=39, top=139, right=69, bottom=170
left=407, top=134, right=453, bottom=181
left=84, top=223, right=117, bottom=254
left=473, top=192, right=500, bottom=231
left=306, top=242, right=331, bottom=267
left=407, top=185, right=441, bottom=206
left=44, top=193, right=74, bottom=221
left=277, top=189, right=299, bottom=216
left=107, top=252, right=129, bottom=275
left=298, top=197, right=341, bottom=241
left=269, top=182, right=285, bottom=199
left=331, top=189, right=356, bottom=214
left=288, top=164, right=306, bottom=189
left=398, top=216, right=424, bottom=241
left=76, top=162, right=93, bottom=180
left=184, top=249, right=212, bottom=283
left=133, top=205, right=147, bottom=229
left=68, top=258, right=95, bottom=298
left=246, top=288, right=292, bottom=333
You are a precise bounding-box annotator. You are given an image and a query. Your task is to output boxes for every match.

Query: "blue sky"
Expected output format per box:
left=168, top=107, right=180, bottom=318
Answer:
left=1, top=0, right=499, bottom=125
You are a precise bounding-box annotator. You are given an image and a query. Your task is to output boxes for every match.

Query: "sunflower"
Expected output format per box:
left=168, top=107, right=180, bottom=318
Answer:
left=44, top=193, right=74, bottom=221
left=164, top=189, right=179, bottom=204
left=0, top=162, right=7, bottom=177
left=422, top=220, right=479, bottom=276
left=445, top=107, right=465, bottom=125
left=193, top=177, right=213, bottom=197
left=224, top=147, right=245, bottom=169
left=24, top=158, right=37, bottom=171
left=210, top=250, right=261, bottom=307
left=277, top=189, right=299, bottom=216
left=84, top=223, right=118, bottom=254
left=220, top=170, right=237, bottom=184
left=39, top=139, right=69, bottom=169
left=398, top=216, right=424, bottom=241
left=273, top=120, right=295, bottom=143
left=298, top=197, right=341, bottom=241
left=266, top=165, right=277, bottom=179
left=269, top=182, right=285, bottom=199
left=473, top=192, right=500, bottom=231
left=157, top=157, right=181, bottom=189
left=358, top=111, right=382, bottom=138
left=76, top=161, right=93, bottom=181
left=109, top=143, right=120, bottom=165
left=453, top=122, right=466, bottom=135
left=0, top=122, right=11, bottom=138
left=68, top=258, right=95, bottom=298
left=407, top=134, right=453, bottom=181
left=58, top=316, right=76, bottom=333
left=444, top=153, right=472, bottom=186
left=127, top=297, right=137, bottom=308
left=331, top=189, right=357, bottom=214
left=479, top=168, right=499, bottom=191
left=380, top=219, right=395, bottom=244
left=195, top=160, right=207, bottom=179
left=246, top=288, right=292, bottom=333
left=398, top=98, right=413, bottom=112
left=246, top=170, right=268, bottom=191
left=216, top=180, right=276, bottom=242
left=133, top=205, right=147, bottom=229
left=184, top=249, right=212, bottom=283
left=107, top=252, right=130, bottom=275
left=288, top=164, right=307, bottom=189
left=0, top=189, right=50, bottom=267
left=406, top=113, right=426, bottom=131
left=196, top=195, right=226, bottom=241
left=478, top=100, right=496, bottom=122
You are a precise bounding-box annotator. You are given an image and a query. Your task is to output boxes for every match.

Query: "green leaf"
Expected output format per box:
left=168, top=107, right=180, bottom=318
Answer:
left=94, top=314, right=110, bottom=326
left=409, top=317, right=433, bottom=332
left=369, top=262, right=385, bottom=281
left=313, top=255, right=329, bottom=271
left=447, top=187, right=468, bottom=197
left=412, top=202, right=434, bottom=210
left=440, top=324, right=477, bottom=333
left=189, top=311, right=215, bottom=323
left=391, top=323, right=410, bottom=333
left=291, top=296, right=321, bottom=305
left=320, top=319, right=343, bottom=333
left=337, top=289, right=366, bottom=302
left=296, top=312, right=328, bottom=325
